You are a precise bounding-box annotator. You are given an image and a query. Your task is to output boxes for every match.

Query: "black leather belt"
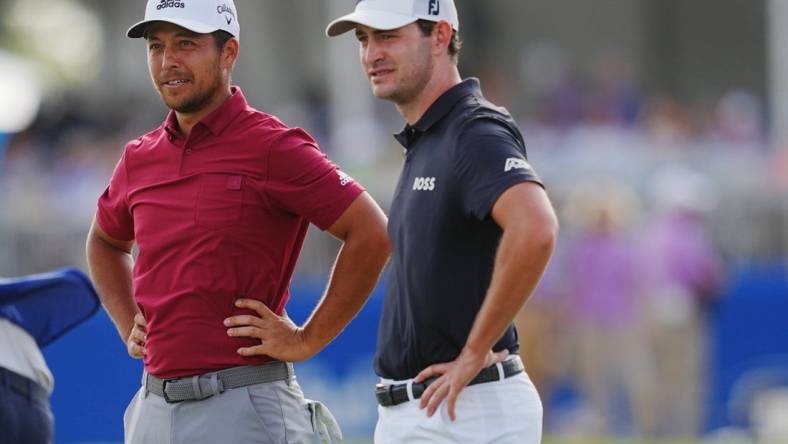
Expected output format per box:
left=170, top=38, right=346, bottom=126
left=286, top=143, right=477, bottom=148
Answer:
left=0, top=366, right=49, bottom=406
left=376, top=355, right=524, bottom=407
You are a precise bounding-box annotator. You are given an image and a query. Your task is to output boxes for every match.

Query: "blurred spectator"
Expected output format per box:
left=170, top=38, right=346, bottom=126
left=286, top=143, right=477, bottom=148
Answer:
left=714, top=90, right=765, bottom=147
left=562, top=179, right=655, bottom=437
left=585, top=52, right=643, bottom=127
left=640, top=165, right=724, bottom=439
left=643, top=95, right=696, bottom=145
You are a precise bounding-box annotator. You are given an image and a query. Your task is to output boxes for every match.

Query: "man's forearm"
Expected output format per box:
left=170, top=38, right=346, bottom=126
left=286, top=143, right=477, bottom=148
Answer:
left=86, top=233, right=137, bottom=342
left=301, top=230, right=390, bottom=355
left=463, top=222, right=556, bottom=357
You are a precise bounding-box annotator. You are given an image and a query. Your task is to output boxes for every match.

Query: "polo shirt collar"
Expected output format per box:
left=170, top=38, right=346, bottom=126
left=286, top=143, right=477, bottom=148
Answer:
left=163, top=85, right=248, bottom=137
left=394, top=78, right=480, bottom=148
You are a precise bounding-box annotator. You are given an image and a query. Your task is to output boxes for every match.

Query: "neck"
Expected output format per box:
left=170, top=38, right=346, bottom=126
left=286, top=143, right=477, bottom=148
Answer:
left=174, top=86, right=232, bottom=137
left=396, top=66, right=462, bottom=125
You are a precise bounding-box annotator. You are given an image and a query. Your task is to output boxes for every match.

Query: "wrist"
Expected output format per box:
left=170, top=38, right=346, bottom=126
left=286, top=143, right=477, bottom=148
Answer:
left=459, top=344, right=488, bottom=364
left=296, top=326, right=318, bottom=359
left=122, top=324, right=134, bottom=343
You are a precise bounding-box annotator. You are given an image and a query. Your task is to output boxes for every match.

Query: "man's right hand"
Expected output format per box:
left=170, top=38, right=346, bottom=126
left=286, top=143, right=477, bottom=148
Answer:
left=126, top=312, right=147, bottom=359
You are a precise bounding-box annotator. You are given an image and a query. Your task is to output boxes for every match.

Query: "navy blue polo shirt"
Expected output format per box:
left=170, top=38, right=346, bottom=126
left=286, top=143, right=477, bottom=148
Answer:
left=375, top=78, right=543, bottom=380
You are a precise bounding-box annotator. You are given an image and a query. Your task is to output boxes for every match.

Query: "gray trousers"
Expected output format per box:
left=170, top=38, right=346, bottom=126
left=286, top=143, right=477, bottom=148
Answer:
left=124, top=375, right=336, bottom=444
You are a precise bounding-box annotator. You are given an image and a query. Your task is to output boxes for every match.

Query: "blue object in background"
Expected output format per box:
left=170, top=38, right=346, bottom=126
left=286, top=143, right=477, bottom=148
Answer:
left=706, top=261, right=788, bottom=432
left=0, top=267, right=100, bottom=348
left=0, top=267, right=101, bottom=443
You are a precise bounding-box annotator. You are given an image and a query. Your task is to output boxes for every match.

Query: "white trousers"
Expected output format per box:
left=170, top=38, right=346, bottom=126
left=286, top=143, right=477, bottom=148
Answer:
left=374, top=371, right=543, bottom=444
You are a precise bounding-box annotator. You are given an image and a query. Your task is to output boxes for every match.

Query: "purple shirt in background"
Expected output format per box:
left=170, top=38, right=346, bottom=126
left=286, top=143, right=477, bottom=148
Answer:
left=568, top=232, right=643, bottom=328
left=640, top=211, right=721, bottom=298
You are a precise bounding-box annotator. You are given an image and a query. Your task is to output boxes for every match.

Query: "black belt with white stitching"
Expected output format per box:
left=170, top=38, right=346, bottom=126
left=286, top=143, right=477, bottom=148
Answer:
left=375, top=355, right=524, bottom=407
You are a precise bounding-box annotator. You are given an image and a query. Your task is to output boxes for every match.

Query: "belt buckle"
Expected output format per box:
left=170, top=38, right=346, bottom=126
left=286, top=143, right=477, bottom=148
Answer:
left=375, top=383, right=393, bottom=406
left=161, top=378, right=183, bottom=404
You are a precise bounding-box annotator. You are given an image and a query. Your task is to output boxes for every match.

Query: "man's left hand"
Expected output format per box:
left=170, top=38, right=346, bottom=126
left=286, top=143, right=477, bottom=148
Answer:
left=414, top=348, right=509, bottom=421
left=223, top=298, right=313, bottom=362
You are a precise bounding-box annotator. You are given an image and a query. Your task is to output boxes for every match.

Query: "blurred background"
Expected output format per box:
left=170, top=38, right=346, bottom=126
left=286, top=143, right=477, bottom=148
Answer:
left=1, top=0, right=787, bottom=443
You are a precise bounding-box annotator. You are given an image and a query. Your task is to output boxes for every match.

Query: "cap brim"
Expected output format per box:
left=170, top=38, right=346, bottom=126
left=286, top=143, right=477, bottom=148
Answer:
left=127, top=18, right=223, bottom=39
left=326, top=10, right=418, bottom=37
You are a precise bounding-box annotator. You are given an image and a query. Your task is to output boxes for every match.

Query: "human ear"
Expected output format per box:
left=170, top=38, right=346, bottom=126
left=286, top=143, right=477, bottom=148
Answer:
left=433, top=21, right=453, bottom=56
left=221, top=38, right=240, bottom=70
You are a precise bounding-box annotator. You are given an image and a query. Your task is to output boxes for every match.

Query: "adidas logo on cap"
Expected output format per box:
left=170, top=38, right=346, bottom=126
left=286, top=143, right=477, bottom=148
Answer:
left=156, top=0, right=186, bottom=11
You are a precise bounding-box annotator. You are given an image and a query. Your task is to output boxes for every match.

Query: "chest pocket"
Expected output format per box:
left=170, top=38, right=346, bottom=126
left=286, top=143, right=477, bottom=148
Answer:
left=195, top=173, right=244, bottom=229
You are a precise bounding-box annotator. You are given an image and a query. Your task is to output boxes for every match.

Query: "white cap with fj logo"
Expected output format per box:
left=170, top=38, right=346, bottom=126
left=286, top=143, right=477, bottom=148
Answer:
left=326, top=0, right=459, bottom=37
left=127, top=0, right=240, bottom=39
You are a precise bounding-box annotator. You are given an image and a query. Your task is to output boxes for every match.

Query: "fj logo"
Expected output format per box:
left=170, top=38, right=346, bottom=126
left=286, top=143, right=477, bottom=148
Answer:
left=413, top=177, right=436, bottom=191
left=428, top=0, right=440, bottom=16
left=504, top=158, right=530, bottom=172
left=157, top=0, right=185, bottom=10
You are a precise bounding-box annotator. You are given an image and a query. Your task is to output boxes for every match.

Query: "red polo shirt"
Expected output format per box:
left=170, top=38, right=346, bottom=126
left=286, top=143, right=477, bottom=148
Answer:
left=96, top=87, right=364, bottom=378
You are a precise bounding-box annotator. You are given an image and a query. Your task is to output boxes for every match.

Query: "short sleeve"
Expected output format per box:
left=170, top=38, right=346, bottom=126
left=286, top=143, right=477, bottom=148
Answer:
left=454, top=117, right=543, bottom=220
left=96, top=149, right=135, bottom=241
left=266, top=129, right=365, bottom=230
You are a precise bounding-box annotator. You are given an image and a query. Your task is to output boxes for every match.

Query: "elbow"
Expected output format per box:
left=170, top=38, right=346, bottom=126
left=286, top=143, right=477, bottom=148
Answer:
left=538, top=227, right=558, bottom=255
left=85, top=230, right=101, bottom=264
left=366, top=211, right=392, bottom=258
left=347, top=219, right=392, bottom=261
left=547, top=212, right=560, bottom=245
left=370, top=223, right=392, bottom=259
left=532, top=212, right=559, bottom=254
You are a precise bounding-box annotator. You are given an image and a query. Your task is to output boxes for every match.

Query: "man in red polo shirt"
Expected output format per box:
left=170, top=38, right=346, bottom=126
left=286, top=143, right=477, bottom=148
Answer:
left=85, top=1, right=390, bottom=443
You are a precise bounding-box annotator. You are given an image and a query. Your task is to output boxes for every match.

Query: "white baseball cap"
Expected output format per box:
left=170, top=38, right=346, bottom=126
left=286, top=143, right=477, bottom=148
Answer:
left=326, top=0, right=459, bottom=37
left=127, top=0, right=240, bottom=39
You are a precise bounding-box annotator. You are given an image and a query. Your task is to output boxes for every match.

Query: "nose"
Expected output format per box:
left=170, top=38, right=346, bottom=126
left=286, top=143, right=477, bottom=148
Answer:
left=160, top=46, right=181, bottom=70
left=361, top=39, right=382, bottom=68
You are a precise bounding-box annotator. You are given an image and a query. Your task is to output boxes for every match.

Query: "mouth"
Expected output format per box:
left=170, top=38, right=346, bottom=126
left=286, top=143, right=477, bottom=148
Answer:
left=161, top=79, right=191, bottom=89
left=368, top=68, right=395, bottom=81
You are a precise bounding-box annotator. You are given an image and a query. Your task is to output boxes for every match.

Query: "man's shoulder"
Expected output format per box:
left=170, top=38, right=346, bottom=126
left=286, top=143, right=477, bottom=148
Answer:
left=123, top=126, right=166, bottom=156
left=237, top=107, right=318, bottom=150
left=449, top=95, right=523, bottom=144
left=452, top=93, right=516, bottom=127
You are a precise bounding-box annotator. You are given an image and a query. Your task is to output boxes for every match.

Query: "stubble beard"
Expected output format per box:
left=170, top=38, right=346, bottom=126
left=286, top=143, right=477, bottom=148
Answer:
left=376, top=44, right=434, bottom=107
left=160, top=67, right=224, bottom=114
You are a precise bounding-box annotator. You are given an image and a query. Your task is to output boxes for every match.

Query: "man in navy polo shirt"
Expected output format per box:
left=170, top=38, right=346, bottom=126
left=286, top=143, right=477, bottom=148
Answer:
left=327, top=1, right=558, bottom=442
left=86, top=0, right=390, bottom=443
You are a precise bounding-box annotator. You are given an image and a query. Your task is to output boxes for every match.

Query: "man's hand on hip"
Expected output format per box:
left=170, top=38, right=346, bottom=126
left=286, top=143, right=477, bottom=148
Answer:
left=224, top=298, right=312, bottom=362
left=126, top=312, right=147, bottom=359
left=414, top=348, right=509, bottom=421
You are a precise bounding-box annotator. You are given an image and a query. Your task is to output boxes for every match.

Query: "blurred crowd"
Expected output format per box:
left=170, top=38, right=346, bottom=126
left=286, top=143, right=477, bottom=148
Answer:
left=1, top=43, right=787, bottom=442
left=517, top=171, right=723, bottom=438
